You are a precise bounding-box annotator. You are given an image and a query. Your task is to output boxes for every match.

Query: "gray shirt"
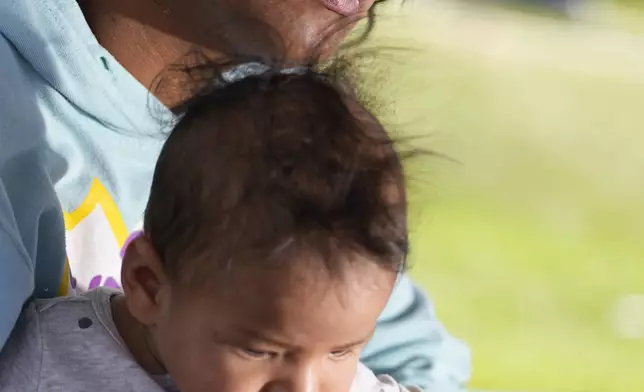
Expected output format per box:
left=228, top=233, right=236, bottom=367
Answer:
left=0, top=288, right=176, bottom=392
left=0, top=288, right=418, bottom=392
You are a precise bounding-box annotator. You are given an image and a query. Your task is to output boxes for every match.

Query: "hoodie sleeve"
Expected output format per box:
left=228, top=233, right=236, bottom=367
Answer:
left=0, top=35, right=68, bottom=349
left=360, top=275, right=471, bottom=391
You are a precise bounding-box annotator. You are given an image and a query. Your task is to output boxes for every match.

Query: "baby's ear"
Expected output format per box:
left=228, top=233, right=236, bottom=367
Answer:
left=121, top=235, right=169, bottom=326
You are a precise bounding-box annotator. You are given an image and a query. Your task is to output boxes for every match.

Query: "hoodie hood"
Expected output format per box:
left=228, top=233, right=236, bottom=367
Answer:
left=0, top=0, right=172, bottom=135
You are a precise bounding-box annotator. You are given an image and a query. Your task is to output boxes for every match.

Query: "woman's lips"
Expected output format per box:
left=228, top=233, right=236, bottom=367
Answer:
left=319, top=0, right=361, bottom=16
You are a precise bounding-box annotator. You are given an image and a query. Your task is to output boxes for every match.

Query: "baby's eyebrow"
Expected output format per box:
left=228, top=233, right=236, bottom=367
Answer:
left=229, top=326, right=374, bottom=351
left=229, top=326, right=295, bottom=349
left=330, top=338, right=369, bottom=351
left=331, top=328, right=376, bottom=351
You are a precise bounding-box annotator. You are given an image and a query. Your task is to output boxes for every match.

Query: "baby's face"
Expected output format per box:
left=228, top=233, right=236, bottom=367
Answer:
left=153, top=257, right=396, bottom=392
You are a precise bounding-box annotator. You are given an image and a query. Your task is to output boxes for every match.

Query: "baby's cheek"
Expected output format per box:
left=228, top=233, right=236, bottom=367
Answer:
left=164, top=342, right=245, bottom=391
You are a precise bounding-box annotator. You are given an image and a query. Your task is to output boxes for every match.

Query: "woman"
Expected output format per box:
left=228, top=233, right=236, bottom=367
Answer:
left=0, top=0, right=469, bottom=389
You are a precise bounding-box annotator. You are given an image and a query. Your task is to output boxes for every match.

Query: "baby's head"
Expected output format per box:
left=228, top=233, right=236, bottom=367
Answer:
left=121, top=61, right=410, bottom=392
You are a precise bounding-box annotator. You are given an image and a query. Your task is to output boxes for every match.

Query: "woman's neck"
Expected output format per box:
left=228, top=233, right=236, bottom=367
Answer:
left=79, top=0, right=195, bottom=107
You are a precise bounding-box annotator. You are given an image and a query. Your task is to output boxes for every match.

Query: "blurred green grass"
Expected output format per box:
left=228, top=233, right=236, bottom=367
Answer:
left=363, top=3, right=644, bottom=391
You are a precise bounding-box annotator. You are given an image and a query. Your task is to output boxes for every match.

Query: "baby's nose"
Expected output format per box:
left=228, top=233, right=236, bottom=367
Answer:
left=263, top=362, right=319, bottom=392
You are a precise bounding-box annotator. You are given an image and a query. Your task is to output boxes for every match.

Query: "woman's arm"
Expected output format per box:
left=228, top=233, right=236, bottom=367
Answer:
left=0, top=36, right=69, bottom=349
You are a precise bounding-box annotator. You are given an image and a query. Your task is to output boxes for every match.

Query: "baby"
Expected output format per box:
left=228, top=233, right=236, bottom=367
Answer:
left=0, top=61, right=420, bottom=392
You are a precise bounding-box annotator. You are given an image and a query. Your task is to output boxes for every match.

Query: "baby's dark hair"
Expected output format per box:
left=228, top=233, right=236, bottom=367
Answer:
left=144, top=59, right=410, bottom=285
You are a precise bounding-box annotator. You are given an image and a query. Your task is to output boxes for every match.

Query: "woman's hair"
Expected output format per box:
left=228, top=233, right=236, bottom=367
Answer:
left=150, top=0, right=396, bottom=109
left=144, top=58, right=411, bottom=286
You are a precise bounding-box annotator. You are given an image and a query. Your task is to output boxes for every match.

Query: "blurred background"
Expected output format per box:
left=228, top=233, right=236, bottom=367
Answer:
left=360, top=0, right=644, bottom=391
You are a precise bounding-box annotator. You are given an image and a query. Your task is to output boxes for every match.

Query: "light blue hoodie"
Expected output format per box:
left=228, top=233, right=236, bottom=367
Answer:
left=0, top=1, right=470, bottom=389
